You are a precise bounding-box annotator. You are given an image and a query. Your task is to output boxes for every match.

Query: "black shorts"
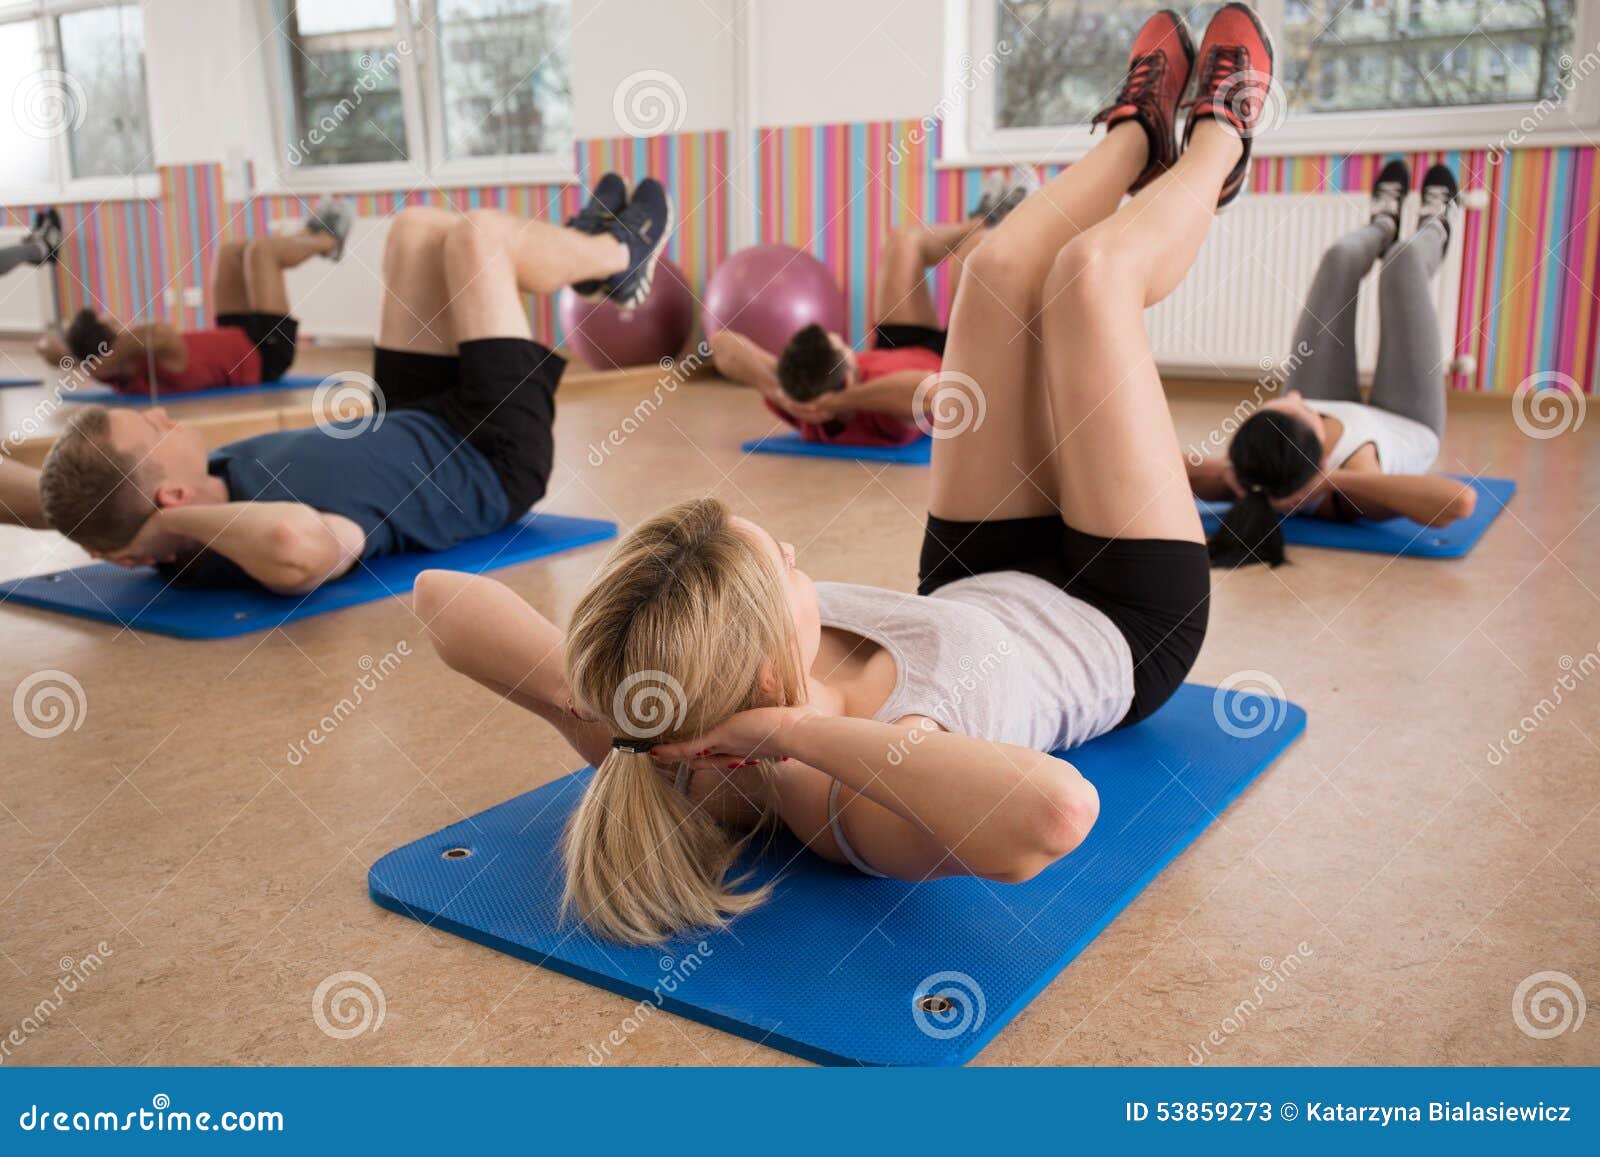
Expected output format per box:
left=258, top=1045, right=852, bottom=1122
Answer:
left=872, top=323, right=946, bottom=357
left=371, top=337, right=563, bottom=516
left=919, top=515, right=1210, bottom=727
left=216, top=311, right=298, bottom=382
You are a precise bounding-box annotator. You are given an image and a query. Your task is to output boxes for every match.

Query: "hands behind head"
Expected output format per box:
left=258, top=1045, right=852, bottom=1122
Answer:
left=649, top=704, right=818, bottom=773
left=775, top=391, right=845, bottom=425
left=1268, top=471, right=1334, bottom=517
left=94, top=509, right=186, bottom=569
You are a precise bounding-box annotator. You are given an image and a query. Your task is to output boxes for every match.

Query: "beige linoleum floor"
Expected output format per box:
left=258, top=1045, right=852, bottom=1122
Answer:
left=1, top=347, right=1596, bottom=1067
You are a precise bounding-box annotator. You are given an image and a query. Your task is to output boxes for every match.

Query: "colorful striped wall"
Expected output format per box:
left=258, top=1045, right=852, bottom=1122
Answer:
left=16, top=121, right=1594, bottom=394
left=751, top=121, right=1599, bottom=396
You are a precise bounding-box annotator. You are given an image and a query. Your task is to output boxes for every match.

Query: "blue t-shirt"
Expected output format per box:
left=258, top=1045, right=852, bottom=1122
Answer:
left=165, top=412, right=509, bottom=587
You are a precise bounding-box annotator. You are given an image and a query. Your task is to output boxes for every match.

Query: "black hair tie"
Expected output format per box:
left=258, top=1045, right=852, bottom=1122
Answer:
left=611, top=736, right=654, bottom=754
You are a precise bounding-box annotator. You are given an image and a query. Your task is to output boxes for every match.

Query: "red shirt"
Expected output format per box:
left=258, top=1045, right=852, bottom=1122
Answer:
left=113, top=326, right=262, bottom=395
left=768, top=345, right=940, bottom=446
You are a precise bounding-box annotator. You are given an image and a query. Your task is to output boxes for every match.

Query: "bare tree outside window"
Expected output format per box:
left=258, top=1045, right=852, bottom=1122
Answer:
left=993, top=1, right=1223, bottom=129
left=59, top=4, right=154, bottom=179
left=280, top=0, right=410, bottom=167
left=437, top=0, right=572, bottom=159
left=991, top=0, right=1577, bottom=131
left=1283, top=0, right=1575, bottom=114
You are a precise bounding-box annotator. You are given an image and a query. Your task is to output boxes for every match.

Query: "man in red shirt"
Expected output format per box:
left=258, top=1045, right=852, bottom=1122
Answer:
left=709, top=170, right=1033, bottom=446
left=47, top=200, right=351, bottom=396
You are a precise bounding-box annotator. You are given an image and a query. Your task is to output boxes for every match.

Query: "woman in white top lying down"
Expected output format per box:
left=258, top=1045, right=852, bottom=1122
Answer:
left=416, top=7, right=1266, bottom=944
left=1188, top=156, right=1479, bottom=567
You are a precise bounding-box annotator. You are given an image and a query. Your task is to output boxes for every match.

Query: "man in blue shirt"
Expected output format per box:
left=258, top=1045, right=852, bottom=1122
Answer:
left=27, top=174, right=672, bottom=594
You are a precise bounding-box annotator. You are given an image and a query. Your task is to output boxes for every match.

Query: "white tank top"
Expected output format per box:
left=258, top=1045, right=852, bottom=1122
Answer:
left=1306, top=399, right=1439, bottom=475
left=814, top=572, right=1134, bottom=754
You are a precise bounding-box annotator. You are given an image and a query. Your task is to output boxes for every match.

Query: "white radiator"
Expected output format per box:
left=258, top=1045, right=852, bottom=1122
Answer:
left=0, top=225, right=58, bottom=336
left=272, top=214, right=392, bottom=343
left=1146, top=192, right=1466, bottom=380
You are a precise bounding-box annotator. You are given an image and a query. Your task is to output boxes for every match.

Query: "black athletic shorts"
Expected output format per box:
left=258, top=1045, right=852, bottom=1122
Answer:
left=216, top=311, right=298, bottom=383
left=872, top=323, right=947, bottom=357
left=919, top=515, right=1210, bottom=727
left=371, top=337, right=564, bottom=516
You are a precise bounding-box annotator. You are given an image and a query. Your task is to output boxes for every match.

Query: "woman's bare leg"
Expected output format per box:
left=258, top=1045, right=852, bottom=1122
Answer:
left=243, top=233, right=334, bottom=315
left=442, top=208, right=627, bottom=343
left=942, top=227, right=988, bottom=307
left=873, top=220, right=985, bottom=329
left=1037, top=120, right=1243, bottom=543
left=929, top=122, right=1148, bottom=522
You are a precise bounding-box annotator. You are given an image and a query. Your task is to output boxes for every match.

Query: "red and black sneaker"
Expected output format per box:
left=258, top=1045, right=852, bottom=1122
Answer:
left=1182, top=2, right=1277, bottom=208
left=1089, top=10, right=1195, bottom=193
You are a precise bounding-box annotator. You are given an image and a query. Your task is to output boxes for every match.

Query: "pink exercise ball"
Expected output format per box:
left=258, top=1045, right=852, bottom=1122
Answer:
left=558, top=258, right=695, bottom=370
left=703, top=244, right=847, bottom=356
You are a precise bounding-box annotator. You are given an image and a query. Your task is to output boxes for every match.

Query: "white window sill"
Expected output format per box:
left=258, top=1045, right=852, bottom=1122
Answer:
left=943, top=106, right=1600, bottom=170
left=251, top=154, right=579, bottom=198
left=0, top=173, right=161, bottom=208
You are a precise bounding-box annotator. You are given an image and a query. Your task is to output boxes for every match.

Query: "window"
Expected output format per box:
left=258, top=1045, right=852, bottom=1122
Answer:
left=1283, top=0, right=1575, bottom=114
left=267, top=0, right=573, bottom=188
left=0, top=2, right=154, bottom=199
left=960, top=0, right=1595, bottom=160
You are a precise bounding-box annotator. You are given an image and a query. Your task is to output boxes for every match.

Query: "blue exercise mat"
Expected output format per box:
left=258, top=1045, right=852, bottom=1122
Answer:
left=370, top=682, right=1305, bottom=1066
left=741, top=432, right=933, bottom=464
left=0, top=377, right=42, bottom=388
left=1197, top=474, right=1515, bottom=559
left=0, top=513, right=615, bottom=640
left=63, top=374, right=329, bottom=405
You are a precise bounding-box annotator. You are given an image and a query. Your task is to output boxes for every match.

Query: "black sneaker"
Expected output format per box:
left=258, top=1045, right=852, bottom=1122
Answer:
left=1369, top=157, right=1409, bottom=246
left=968, top=172, right=1007, bottom=221
left=1417, top=162, right=1459, bottom=249
left=600, top=178, right=673, bottom=309
left=567, top=173, right=628, bottom=299
left=29, top=208, right=63, bottom=264
left=986, top=166, right=1039, bottom=225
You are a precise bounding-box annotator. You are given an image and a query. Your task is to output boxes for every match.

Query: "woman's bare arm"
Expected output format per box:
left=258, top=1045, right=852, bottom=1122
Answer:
left=412, top=569, right=611, bottom=768
left=0, top=458, right=49, bottom=529
left=1325, top=470, right=1477, bottom=525
left=655, top=707, right=1099, bottom=883
left=1186, top=457, right=1242, bottom=501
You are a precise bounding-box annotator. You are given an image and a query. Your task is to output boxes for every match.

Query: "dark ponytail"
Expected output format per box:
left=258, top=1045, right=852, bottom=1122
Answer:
left=1207, top=410, right=1322, bottom=568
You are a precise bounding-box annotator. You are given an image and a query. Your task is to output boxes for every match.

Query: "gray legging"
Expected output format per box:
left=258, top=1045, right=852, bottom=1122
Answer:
left=1284, top=218, right=1449, bottom=436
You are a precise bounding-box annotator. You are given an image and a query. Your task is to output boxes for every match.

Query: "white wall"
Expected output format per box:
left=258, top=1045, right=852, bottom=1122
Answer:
left=751, top=0, right=945, bottom=128
left=142, top=0, right=256, bottom=171
left=569, top=0, right=737, bottom=136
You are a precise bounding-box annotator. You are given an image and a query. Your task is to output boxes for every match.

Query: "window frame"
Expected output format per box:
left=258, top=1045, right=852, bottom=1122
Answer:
left=254, top=0, right=577, bottom=196
left=946, top=0, right=1600, bottom=167
left=0, top=0, right=159, bottom=205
